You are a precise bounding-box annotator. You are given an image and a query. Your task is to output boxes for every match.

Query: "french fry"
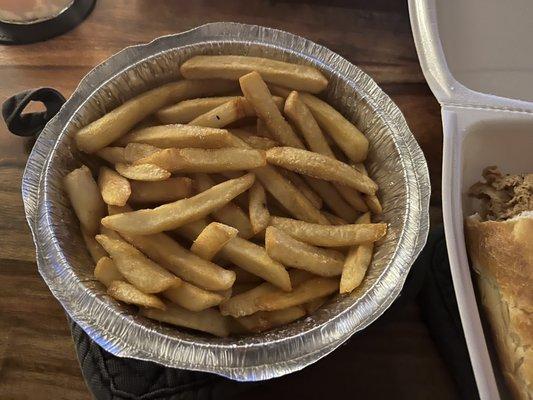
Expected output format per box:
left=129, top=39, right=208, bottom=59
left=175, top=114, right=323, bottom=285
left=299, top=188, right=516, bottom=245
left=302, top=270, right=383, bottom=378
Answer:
left=195, top=173, right=254, bottom=239
left=266, top=147, right=377, bottom=195
left=95, top=234, right=180, bottom=293
left=96, top=147, right=126, bottom=164
left=303, top=177, right=357, bottom=222
left=239, top=72, right=304, bottom=148
left=236, top=306, right=306, bottom=333
left=340, top=212, right=374, bottom=294
left=82, top=229, right=107, bottom=263
left=64, top=166, right=106, bottom=235
left=177, top=220, right=291, bottom=291
left=256, top=118, right=272, bottom=138
left=265, top=226, right=344, bottom=277
left=157, top=96, right=239, bottom=124
left=219, top=283, right=278, bottom=317
left=191, top=222, right=238, bottom=261
left=94, top=256, right=123, bottom=287
left=180, top=55, right=328, bottom=93
left=75, top=79, right=238, bottom=153
left=102, top=173, right=255, bottom=234
left=284, top=91, right=335, bottom=158
left=116, top=124, right=235, bottom=149
left=298, top=92, right=368, bottom=163
left=163, top=281, right=225, bottom=312
left=136, top=148, right=266, bottom=173
left=189, top=98, right=246, bottom=128
left=124, top=143, right=160, bottom=163
left=289, top=269, right=315, bottom=287
left=354, top=163, right=383, bottom=214
left=230, top=129, right=279, bottom=150
left=217, top=288, right=232, bottom=301
left=304, top=297, right=328, bottom=314
left=226, top=133, right=329, bottom=224
left=108, top=281, right=166, bottom=310
left=129, top=177, right=192, bottom=204
left=158, top=96, right=286, bottom=124
left=141, top=303, right=230, bottom=337
left=256, top=277, right=339, bottom=311
left=321, top=211, right=348, bottom=226
left=120, top=231, right=235, bottom=291
left=270, top=216, right=387, bottom=247
left=280, top=170, right=323, bottom=210
left=115, top=163, right=171, bottom=181
left=248, top=182, right=270, bottom=234
left=254, top=166, right=329, bottom=224
left=98, top=166, right=131, bottom=206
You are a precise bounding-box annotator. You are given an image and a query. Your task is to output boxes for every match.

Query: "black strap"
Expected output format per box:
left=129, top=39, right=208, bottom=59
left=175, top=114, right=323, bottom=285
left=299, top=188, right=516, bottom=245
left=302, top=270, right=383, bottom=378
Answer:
left=2, top=88, right=65, bottom=137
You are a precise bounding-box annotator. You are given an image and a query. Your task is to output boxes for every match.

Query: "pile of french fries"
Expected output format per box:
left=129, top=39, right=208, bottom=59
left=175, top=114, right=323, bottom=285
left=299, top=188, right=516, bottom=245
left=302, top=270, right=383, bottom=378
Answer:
left=64, top=55, right=387, bottom=337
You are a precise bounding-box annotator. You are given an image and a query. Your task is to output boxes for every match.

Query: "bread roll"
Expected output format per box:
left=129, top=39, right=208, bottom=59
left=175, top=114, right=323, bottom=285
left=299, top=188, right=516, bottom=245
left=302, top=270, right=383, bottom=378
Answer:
left=465, top=213, right=533, bottom=399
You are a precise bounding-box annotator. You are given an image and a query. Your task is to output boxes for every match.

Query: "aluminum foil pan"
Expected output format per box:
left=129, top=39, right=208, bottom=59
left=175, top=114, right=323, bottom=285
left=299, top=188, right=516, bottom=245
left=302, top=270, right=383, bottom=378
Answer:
left=21, top=22, right=430, bottom=381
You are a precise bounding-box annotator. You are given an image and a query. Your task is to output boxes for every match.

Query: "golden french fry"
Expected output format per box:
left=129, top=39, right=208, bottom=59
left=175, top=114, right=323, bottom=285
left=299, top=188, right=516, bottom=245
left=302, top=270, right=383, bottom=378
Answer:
left=334, top=183, right=369, bottom=213
left=162, top=281, right=225, bottom=312
left=219, top=283, right=278, bottom=317
left=254, top=166, right=329, bottom=224
left=298, top=92, right=368, bottom=163
left=304, top=177, right=357, bottom=222
left=226, top=133, right=328, bottom=224
left=96, top=147, right=126, bottom=164
left=121, top=230, right=235, bottom=291
left=102, top=173, right=255, bottom=234
left=98, top=166, right=131, bottom=206
left=289, top=269, right=315, bottom=287
left=82, top=229, right=107, bottom=263
left=230, top=129, right=279, bottom=150
left=136, top=147, right=265, bottom=173
left=284, top=90, right=335, bottom=158
left=195, top=173, right=254, bottom=238
left=177, top=220, right=291, bottom=291
left=266, top=147, right=377, bottom=195
left=321, top=211, right=347, bottom=226
left=64, top=166, right=106, bottom=235
left=189, top=98, right=246, bottom=128
left=95, top=234, right=180, bottom=293
left=229, top=267, right=262, bottom=284
left=157, top=96, right=286, bottom=124
left=265, top=226, right=344, bottom=277
left=141, top=303, right=230, bottom=337
left=124, top=143, right=160, bottom=163
left=239, top=72, right=304, bottom=149
left=236, top=306, right=306, bottom=333
left=217, top=288, right=232, bottom=301
left=75, top=79, right=238, bottom=153
left=256, top=277, right=339, bottom=311
left=129, top=177, right=192, bottom=204
left=181, top=55, right=328, bottom=93
left=115, top=163, right=171, bottom=181
left=304, top=297, right=328, bottom=314
left=157, top=96, right=239, bottom=124
left=99, top=225, right=122, bottom=241
left=116, top=124, right=235, bottom=149
left=280, top=170, right=323, bottom=210
left=270, top=216, right=387, bottom=247
left=354, top=163, right=382, bottom=214
left=248, top=182, right=270, bottom=234
left=94, top=256, right=123, bottom=287
left=191, top=222, right=239, bottom=261
left=340, top=212, right=374, bottom=294
left=108, top=281, right=166, bottom=310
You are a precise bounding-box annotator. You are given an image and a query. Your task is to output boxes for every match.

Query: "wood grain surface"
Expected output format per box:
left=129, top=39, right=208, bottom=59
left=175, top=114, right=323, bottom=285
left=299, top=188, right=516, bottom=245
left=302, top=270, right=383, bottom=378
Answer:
left=0, top=1, right=451, bottom=399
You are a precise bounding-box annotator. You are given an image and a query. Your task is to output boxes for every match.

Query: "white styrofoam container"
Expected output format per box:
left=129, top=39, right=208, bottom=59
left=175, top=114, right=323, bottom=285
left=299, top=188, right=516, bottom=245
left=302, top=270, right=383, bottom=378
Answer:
left=408, top=1, right=533, bottom=399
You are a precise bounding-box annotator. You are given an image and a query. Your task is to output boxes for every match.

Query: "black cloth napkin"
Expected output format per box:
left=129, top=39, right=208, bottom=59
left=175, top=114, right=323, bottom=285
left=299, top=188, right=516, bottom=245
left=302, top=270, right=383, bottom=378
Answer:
left=69, top=226, right=479, bottom=400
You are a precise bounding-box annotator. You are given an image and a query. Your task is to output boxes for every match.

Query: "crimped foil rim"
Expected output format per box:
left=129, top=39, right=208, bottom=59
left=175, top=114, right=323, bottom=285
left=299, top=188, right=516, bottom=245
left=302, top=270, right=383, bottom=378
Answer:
left=22, top=22, right=430, bottom=380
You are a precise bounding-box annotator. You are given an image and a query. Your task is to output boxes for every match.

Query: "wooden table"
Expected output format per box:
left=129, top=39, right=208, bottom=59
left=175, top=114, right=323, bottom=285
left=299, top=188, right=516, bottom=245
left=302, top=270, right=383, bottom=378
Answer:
left=0, top=1, right=453, bottom=399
